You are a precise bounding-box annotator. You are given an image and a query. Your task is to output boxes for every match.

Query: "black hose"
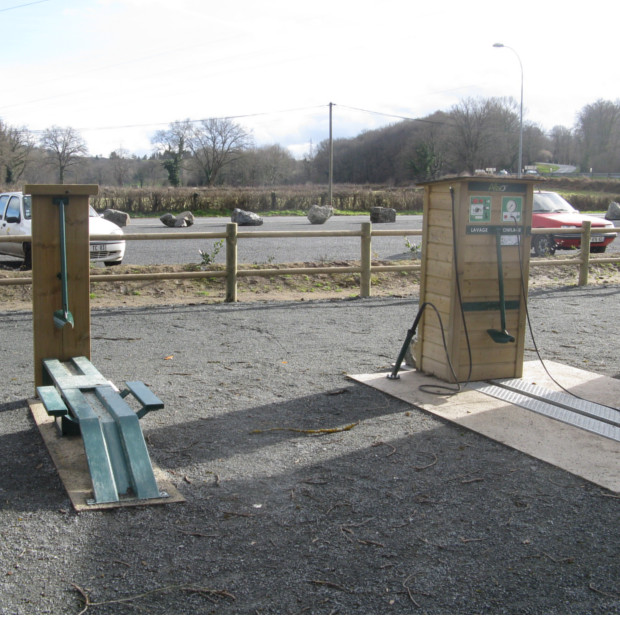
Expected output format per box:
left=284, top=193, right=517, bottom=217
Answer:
left=387, top=187, right=472, bottom=395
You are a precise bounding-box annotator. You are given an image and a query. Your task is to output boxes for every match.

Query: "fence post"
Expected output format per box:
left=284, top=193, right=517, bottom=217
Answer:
left=360, top=222, right=372, bottom=297
left=578, top=220, right=591, bottom=286
left=226, top=222, right=238, bottom=302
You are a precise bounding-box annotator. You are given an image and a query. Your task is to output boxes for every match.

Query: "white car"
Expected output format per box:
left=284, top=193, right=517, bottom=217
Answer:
left=0, top=192, right=125, bottom=268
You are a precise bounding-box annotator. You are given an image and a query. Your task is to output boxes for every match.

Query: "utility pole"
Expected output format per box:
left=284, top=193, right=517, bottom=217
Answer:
left=328, top=102, right=334, bottom=206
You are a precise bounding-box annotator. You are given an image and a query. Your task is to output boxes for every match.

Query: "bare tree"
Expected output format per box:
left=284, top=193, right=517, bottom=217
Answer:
left=133, top=156, right=167, bottom=187
left=255, top=144, right=296, bottom=185
left=40, top=125, right=88, bottom=183
left=575, top=99, right=620, bottom=172
left=446, top=97, right=536, bottom=174
left=187, top=118, right=252, bottom=185
left=549, top=125, right=574, bottom=164
left=109, top=148, right=134, bottom=186
left=0, top=121, right=35, bottom=184
left=446, top=98, right=493, bottom=173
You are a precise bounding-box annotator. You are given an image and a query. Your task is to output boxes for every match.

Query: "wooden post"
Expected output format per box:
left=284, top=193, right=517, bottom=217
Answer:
left=360, top=222, right=372, bottom=297
left=578, top=220, right=591, bottom=286
left=26, top=184, right=99, bottom=390
left=225, top=222, right=238, bottom=302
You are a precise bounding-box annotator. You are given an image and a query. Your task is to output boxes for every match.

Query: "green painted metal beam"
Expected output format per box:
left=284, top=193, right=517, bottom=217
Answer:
left=121, top=381, right=164, bottom=419
left=63, top=387, right=119, bottom=504
left=461, top=300, right=520, bottom=312
left=38, top=357, right=164, bottom=505
left=36, top=385, right=67, bottom=417
left=95, top=386, right=161, bottom=500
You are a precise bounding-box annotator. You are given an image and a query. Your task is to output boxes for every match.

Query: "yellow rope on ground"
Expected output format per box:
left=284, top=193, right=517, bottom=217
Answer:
left=250, top=422, right=358, bottom=435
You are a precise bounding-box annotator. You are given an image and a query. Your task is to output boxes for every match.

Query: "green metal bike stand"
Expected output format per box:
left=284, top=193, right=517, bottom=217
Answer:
left=37, top=356, right=166, bottom=506
left=51, top=198, right=74, bottom=330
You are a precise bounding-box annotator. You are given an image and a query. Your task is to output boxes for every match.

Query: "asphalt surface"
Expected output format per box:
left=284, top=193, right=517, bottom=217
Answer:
left=0, top=213, right=618, bottom=270
left=120, top=215, right=425, bottom=266
left=0, top=283, right=619, bottom=614
left=119, top=214, right=620, bottom=267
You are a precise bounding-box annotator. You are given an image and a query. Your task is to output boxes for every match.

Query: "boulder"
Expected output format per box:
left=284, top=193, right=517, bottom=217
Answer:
left=160, top=211, right=194, bottom=227
left=605, top=201, right=620, bottom=220
left=102, top=209, right=131, bottom=227
left=177, top=211, right=195, bottom=227
left=232, top=208, right=263, bottom=226
left=160, top=213, right=176, bottom=227
left=370, top=206, right=396, bottom=223
left=307, top=204, right=333, bottom=225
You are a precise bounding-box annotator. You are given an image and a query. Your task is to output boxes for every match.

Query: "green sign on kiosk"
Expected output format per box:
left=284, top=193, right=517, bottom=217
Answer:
left=502, top=196, right=523, bottom=223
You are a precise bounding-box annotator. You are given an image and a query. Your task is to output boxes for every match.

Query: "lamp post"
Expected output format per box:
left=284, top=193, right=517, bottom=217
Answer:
left=493, top=43, right=523, bottom=178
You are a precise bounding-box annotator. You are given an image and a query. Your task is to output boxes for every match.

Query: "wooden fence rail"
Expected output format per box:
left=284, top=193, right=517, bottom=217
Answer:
left=1, top=222, right=619, bottom=301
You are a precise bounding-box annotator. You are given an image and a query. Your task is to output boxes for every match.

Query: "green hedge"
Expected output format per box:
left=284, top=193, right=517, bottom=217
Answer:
left=86, top=180, right=620, bottom=216
left=90, top=185, right=424, bottom=215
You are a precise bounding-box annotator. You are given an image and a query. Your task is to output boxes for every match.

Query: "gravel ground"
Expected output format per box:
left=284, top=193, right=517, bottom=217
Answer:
left=0, top=284, right=619, bottom=614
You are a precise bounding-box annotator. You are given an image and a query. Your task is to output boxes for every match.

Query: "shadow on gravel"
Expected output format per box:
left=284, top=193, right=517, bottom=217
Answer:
left=144, top=382, right=411, bottom=469
left=528, top=284, right=620, bottom=299
left=42, top=388, right=619, bottom=615
left=0, top=399, right=27, bottom=413
left=0, top=403, right=68, bottom=512
left=1, top=361, right=619, bottom=613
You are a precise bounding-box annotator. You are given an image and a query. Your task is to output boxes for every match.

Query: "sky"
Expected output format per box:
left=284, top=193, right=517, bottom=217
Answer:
left=0, top=0, right=618, bottom=159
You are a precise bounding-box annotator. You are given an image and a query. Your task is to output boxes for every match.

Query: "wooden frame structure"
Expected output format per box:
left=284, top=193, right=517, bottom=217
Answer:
left=414, top=177, right=538, bottom=382
left=26, top=184, right=98, bottom=389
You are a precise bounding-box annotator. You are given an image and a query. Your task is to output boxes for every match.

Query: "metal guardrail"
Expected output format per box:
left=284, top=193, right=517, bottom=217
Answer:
left=1, top=222, right=619, bottom=299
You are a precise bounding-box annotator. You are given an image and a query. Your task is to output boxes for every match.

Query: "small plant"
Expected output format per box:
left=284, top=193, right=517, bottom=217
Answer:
left=404, top=237, right=422, bottom=258
left=198, top=240, right=223, bottom=266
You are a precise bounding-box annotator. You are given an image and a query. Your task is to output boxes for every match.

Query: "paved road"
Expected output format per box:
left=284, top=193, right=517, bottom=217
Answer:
left=0, top=213, right=618, bottom=270
left=121, top=215, right=424, bottom=266
left=121, top=214, right=620, bottom=267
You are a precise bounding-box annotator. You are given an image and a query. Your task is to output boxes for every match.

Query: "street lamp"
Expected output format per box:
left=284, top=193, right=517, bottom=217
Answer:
left=493, top=43, right=523, bottom=178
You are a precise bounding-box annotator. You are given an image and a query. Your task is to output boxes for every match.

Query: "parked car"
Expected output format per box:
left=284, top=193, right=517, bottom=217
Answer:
left=531, top=191, right=617, bottom=256
left=0, top=192, right=125, bottom=268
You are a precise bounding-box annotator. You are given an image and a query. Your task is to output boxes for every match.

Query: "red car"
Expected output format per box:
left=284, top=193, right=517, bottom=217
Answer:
left=531, top=191, right=617, bottom=256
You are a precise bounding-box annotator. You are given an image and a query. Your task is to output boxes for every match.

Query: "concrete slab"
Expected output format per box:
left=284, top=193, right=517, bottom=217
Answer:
left=30, top=399, right=185, bottom=511
left=349, top=360, right=620, bottom=493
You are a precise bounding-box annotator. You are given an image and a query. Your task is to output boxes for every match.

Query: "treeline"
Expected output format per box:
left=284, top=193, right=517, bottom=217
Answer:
left=2, top=97, right=620, bottom=189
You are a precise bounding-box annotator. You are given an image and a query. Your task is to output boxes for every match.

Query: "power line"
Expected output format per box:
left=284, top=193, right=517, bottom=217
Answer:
left=29, top=104, right=329, bottom=133
left=0, top=0, right=50, bottom=13
left=69, top=102, right=438, bottom=134
left=337, top=104, right=445, bottom=125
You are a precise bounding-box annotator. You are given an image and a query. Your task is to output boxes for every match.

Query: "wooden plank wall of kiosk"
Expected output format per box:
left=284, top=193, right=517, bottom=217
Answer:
left=414, top=181, right=457, bottom=383
left=26, top=185, right=99, bottom=390
left=414, top=178, right=535, bottom=383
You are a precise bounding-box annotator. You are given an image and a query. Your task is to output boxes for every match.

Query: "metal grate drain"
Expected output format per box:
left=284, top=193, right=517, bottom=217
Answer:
left=475, top=378, right=620, bottom=442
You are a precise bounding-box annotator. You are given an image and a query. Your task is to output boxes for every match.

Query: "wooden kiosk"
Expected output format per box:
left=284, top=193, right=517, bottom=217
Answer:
left=413, top=176, right=538, bottom=383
